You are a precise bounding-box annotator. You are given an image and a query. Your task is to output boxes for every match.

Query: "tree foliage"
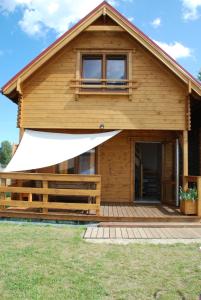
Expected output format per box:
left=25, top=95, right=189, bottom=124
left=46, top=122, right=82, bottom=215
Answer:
left=198, top=70, right=201, bottom=81
left=0, top=141, right=12, bottom=167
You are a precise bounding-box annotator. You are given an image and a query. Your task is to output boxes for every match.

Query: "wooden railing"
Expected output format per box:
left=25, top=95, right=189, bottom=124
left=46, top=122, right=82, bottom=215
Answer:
left=184, top=176, right=201, bottom=216
left=70, top=78, right=139, bottom=100
left=0, top=172, right=101, bottom=216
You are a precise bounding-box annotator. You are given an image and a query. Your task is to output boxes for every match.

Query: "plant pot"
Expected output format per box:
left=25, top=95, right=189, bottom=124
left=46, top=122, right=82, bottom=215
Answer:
left=180, top=200, right=197, bottom=215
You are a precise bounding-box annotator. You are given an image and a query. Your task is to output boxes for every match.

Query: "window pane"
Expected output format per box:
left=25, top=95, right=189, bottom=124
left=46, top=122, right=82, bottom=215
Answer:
left=79, top=149, right=95, bottom=175
left=57, top=158, right=75, bottom=174
left=67, top=158, right=75, bottom=174
left=106, top=55, right=126, bottom=80
left=82, top=56, right=102, bottom=79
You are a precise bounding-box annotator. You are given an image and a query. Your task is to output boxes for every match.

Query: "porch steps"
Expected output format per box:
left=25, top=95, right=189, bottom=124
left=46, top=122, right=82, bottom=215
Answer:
left=98, top=222, right=201, bottom=228
left=84, top=226, right=201, bottom=240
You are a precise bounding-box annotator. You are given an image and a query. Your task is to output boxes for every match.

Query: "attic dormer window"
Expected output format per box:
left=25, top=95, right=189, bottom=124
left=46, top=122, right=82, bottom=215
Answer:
left=81, top=53, right=128, bottom=89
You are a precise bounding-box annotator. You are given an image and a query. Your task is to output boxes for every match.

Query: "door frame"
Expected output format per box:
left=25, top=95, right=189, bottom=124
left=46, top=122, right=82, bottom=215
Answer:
left=130, top=135, right=178, bottom=203
left=133, top=141, right=162, bottom=203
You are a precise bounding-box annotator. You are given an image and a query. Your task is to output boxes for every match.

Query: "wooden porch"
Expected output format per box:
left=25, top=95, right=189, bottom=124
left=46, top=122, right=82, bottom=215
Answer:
left=0, top=172, right=201, bottom=222
left=0, top=202, right=200, bottom=223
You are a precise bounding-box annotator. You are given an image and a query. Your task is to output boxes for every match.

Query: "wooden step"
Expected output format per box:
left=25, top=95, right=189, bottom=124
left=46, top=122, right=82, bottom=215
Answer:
left=84, top=227, right=201, bottom=239
left=99, top=222, right=201, bottom=228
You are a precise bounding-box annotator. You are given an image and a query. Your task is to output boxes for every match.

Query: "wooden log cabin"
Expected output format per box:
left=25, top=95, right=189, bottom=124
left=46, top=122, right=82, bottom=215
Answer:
left=1, top=1, right=201, bottom=222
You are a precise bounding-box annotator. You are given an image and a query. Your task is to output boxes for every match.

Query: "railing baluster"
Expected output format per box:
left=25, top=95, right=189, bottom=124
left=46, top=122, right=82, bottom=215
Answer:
left=96, top=179, right=101, bottom=216
left=0, top=178, right=6, bottom=210
left=28, top=193, right=32, bottom=202
left=42, top=180, right=48, bottom=213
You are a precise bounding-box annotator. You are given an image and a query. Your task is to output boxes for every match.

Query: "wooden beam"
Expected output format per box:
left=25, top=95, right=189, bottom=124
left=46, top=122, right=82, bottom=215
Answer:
left=0, top=172, right=101, bottom=182
left=0, top=200, right=99, bottom=211
left=85, top=25, right=124, bottom=32
left=19, top=127, right=24, bottom=141
left=16, top=77, right=22, bottom=95
left=188, top=80, right=192, bottom=94
left=0, top=186, right=100, bottom=197
left=183, top=130, right=188, bottom=191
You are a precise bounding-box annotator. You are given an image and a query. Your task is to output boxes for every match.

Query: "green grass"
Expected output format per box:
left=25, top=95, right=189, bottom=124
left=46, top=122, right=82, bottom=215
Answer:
left=0, top=223, right=201, bottom=300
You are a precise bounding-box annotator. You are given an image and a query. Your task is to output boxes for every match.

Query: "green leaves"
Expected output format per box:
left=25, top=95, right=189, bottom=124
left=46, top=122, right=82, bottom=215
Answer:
left=179, top=185, right=198, bottom=201
left=0, top=140, right=12, bottom=167
left=198, top=70, right=201, bottom=81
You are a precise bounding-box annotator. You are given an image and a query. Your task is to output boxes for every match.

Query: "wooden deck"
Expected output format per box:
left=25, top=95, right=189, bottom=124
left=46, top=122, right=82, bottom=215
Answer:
left=84, top=226, right=201, bottom=240
left=0, top=203, right=200, bottom=222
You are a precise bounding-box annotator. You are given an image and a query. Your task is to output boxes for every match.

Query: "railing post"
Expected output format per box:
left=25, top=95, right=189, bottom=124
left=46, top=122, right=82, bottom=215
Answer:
left=96, top=178, right=101, bottom=216
left=42, top=180, right=48, bottom=213
left=197, top=177, right=201, bottom=217
left=28, top=193, right=32, bottom=202
left=0, top=178, right=6, bottom=210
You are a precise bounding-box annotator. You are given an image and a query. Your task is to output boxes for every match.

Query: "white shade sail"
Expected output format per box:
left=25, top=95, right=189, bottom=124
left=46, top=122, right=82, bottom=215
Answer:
left=5, top=129, right=121, bottom=172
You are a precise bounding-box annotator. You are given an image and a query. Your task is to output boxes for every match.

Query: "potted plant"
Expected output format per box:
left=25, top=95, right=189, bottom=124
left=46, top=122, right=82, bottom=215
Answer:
left=179, top=186, right=198, bottom=215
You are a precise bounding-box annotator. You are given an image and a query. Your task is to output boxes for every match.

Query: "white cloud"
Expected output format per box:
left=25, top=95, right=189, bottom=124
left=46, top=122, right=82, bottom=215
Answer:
left=0, top=0, right=129, bottom=37
left=154, top=40, right=192, bottom=60
left=151, top=17, right=161, bottom=28
left=128, top=16, right=134, bottom=22
left=181, top=0, right=201, bottom=20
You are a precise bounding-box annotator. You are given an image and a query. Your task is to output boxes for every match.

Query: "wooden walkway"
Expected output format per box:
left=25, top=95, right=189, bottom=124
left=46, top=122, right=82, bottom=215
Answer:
left=0, top=203, right=200, bottom=222
left=84, top=226, right=201, bottom=240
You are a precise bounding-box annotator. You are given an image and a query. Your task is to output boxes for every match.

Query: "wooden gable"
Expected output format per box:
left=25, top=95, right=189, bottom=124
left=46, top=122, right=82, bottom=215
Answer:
left=1, top=1, right=200, bottom=131
left=20, top=20, right=186, bottom=130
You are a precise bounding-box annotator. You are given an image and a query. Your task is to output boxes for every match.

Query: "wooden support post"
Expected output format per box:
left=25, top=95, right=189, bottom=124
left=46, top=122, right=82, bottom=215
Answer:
left=197, top=177, right=201, bottom=217
left=42, top=180, right=48, bottom=213
left=0, top=179, right=6, bottom=210
left=183, top=130, right=188, bottom=191
left=19, top=127, right=24, bottom=141
left=96, top=180, right=101, bottom=216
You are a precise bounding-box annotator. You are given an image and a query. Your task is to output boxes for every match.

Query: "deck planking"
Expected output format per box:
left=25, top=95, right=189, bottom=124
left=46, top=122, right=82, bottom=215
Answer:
left=0, top=203, right=200, bottom=222
left=84, top=227, right=201, bottom=239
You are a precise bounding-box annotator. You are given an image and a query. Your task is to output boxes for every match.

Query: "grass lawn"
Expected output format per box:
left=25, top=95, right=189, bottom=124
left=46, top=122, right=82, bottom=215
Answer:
left=0, top=223, right=201, bottom=300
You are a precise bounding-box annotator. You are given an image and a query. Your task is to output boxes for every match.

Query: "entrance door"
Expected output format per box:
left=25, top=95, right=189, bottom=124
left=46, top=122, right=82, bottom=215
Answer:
left=135, top=142, right=162, bottom=203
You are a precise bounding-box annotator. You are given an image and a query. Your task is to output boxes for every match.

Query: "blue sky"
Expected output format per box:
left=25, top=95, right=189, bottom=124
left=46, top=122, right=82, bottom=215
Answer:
left=0, top=0, right=201, bottom=144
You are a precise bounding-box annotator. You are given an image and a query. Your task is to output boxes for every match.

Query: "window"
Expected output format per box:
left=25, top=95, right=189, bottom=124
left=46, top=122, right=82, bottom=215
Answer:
left=82, top=56, right=102, bottom=84
left=56, top=149, right=96, bottom=175
left=81, top=54, right=127, bottom=88
left=106, top=55, right=127, bottom=85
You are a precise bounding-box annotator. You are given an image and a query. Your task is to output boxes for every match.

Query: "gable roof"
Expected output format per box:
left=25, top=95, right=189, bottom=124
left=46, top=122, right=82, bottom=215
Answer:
left=1, top=1, right=201, bottom=101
